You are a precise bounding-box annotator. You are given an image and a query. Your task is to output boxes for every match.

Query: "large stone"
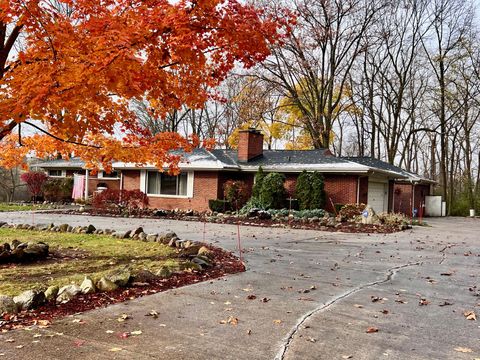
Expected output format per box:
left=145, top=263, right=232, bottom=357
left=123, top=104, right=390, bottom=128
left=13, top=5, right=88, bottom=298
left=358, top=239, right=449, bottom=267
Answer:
left=105, top=266, right=131, bottom=287
left=58, top=224, right=69, bottom=232
left=192, top=255, right=213, bottom=269
left=158, top=232, right=177, bottom=244
left=146, top=234, right=158, bottom=242
left=113, top=230, right=131, bottom=239
left=361, top=206, right=376, bottom=225
left=96, top=277, right=119, bottom=292
left=133, top=270, right=158, bottom=283
left=80, top=276, right=96, bottom=294
left=11, top=239, right=21, bottom=249
left=44, top=285, right=59, bottom=302
left=11, top=247, right=25, bottom=261
left=131, top=227, right=144, bottom=236
left=24, top=242, right=49, bottom=258
left=181, top=245, right=202, bottom=257
left=138, top=232, right=147, bottom=241
left=156, top=266, right=172, bottom=278
left=13, top=290, right=46, bottom=311
left=56, top=285, right=82, bottom=304
left=86, top=224, right=96, bottom=234
left=0, top=295, right=17, bottom=314
left=197, top=246, right=213, bottom=258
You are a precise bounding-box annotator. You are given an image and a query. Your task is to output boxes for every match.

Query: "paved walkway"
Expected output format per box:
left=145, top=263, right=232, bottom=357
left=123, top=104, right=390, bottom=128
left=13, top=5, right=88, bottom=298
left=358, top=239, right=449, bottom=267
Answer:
left=0, top=213, right=478, bottom=359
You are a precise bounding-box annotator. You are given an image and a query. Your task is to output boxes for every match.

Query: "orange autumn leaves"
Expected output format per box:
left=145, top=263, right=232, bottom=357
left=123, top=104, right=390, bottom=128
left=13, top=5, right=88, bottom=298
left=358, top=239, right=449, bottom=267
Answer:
left=0, top=0, right=292, bottom=170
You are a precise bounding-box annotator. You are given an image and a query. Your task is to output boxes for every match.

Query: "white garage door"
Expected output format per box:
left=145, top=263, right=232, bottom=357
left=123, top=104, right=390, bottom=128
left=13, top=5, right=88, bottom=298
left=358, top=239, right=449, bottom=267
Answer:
left=368, top=181, right=388, bottom=214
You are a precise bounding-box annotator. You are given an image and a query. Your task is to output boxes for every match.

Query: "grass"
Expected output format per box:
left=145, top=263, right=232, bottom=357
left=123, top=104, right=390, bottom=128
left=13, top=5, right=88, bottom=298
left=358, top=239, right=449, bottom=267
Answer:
left=0, top=203, right=50, bottom=212
left=0, top=228, right=181, bottom=296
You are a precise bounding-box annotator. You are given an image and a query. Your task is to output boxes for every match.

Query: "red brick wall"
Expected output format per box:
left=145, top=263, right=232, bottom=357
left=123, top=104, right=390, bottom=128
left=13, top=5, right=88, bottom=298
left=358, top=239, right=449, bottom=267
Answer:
left=238, top=130, right=263, bottom=162
left=323, top=175, right=358, bottom=211
left=122, top=170, right=219, bottom=212
left=393, top=184, right=413, bottom=215
left=87, top=178, right=120, bottom=195
left=358, top=177, right=368, bottom=204
left=217, top=172, right=254, bottom=199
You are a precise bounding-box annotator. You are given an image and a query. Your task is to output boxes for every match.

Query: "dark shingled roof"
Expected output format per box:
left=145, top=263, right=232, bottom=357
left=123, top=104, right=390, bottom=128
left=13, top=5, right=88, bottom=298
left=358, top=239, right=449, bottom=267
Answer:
left=343, top=157, right=433, bottom=183
left=210, top=149, right=350, bottom=166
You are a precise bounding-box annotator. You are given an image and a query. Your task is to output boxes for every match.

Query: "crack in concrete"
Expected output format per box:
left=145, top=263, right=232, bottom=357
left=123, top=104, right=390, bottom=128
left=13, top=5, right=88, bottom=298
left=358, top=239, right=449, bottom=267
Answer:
left=274, top=261, right=422, bottom=360
left=439, top=244, right=456, bottom=264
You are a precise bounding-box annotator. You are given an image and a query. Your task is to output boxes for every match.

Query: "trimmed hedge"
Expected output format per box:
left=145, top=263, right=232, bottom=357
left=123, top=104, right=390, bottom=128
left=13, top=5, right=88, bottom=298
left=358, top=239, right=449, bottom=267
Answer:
left=295, top=171, right=326, bottom=210
left=208, top=199, right=231, bottom=213
left=259, top=172, right=287, bottom=209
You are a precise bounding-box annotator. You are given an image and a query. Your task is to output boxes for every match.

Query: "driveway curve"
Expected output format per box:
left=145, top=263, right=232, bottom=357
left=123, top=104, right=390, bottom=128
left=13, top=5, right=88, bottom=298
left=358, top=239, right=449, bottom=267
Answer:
left=0, top=212, right=478, bottom=360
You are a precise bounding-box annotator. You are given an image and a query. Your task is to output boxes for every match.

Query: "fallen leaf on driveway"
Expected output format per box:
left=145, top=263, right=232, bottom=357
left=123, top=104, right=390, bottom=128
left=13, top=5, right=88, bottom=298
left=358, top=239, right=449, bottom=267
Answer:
left=220, top=316, right=239, bottom=325
left=109, top=348, right=123, bottom=352
left=440, top=272, right=453, bottom=276
left=419, top=298, right=430, bottom=306
left=439, top=301, right=453, bottom=307
left=131, top=330, right=143, bottom=335
left=261, top=297, right=270, bottom=303
left=454, top=347, right=472, bottom=353
left=247, top=295, right=257, bottom=300
left=342, top=356, right=353, bottom=359
left=366, top=327, right=378, bottom=333
left=273, top=319, right=282, bottom=325
left=36, top=320, right=51, bottom=328
left=353, top=304, right=363, bottom=308
left=73, top=340, right=85, bottom=347
left=145, top=310, right=159, bottom=319
left=464, top=311, right=476, bottom=320
left=117, top=314, right=130, bottom=322
left=106, top=330, right=114, bottom=334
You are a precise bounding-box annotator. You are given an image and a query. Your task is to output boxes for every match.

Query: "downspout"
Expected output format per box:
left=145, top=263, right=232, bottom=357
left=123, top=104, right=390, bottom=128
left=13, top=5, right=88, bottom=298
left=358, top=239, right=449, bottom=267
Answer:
left=412, top=183, right=416, bottom=218
left=84, top=169, right=89, bottom=201
left=392, top=181, right=395, bottom=213
left=356, top=176, right=360, bottom=203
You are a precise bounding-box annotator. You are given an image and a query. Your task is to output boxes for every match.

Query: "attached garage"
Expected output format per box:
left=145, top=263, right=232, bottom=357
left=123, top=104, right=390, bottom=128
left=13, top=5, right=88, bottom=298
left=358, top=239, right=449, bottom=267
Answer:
left=367, top=181, right=388, bottom=214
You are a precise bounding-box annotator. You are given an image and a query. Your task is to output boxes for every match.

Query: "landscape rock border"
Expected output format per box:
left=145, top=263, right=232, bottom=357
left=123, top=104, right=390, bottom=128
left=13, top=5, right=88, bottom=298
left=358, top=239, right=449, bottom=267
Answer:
left=0, top=222, right=217, bottom=317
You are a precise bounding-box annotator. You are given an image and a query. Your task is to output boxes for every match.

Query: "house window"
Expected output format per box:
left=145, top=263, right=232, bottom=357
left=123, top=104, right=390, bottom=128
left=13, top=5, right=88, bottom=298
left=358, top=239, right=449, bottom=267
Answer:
left=146, top=171, right=188, bottom=196
left=99, top=171, right=119, bottom=179
left=48, top=169, right=64, bottom=177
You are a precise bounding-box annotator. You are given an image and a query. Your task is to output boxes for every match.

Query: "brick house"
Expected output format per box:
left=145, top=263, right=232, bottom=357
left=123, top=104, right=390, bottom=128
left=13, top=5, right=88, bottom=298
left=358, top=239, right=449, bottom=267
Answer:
left=35, top=129, right=434, bottom=215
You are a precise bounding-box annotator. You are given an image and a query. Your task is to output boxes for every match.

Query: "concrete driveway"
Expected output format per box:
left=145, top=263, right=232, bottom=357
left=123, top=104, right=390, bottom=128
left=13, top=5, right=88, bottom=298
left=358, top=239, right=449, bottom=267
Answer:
left=0, top=212, right=478, bottom=359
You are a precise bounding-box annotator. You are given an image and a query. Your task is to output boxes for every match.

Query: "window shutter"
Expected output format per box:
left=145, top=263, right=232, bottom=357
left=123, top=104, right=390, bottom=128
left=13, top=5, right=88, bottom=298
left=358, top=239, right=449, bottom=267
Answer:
left=140, top=170, right=146, bottom=193
left=187, top=171, right=194, bottom=198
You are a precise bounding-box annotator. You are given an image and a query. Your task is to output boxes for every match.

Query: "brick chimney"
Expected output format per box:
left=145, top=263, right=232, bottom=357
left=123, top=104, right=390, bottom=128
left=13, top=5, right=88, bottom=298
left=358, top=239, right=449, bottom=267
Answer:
left=238, top=128, right=264, bottom=162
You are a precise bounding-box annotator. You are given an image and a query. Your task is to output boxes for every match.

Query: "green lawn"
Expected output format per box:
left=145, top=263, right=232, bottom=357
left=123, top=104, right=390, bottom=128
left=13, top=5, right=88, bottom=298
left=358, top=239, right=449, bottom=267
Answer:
left=0, top=203, right=50, bottom=212
left=0, top=228, right=182, bottom=296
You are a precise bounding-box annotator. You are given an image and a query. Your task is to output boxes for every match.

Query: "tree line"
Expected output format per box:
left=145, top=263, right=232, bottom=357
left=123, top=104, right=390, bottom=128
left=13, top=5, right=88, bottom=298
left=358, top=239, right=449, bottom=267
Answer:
left=142, top=0, right=479, bottom=215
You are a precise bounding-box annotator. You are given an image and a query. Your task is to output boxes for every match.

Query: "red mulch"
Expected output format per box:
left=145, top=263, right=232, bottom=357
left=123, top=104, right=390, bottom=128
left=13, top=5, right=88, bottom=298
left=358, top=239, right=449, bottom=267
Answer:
left=0, top=246, right=244, bottom=331
left=53, top=209, right=403, bottom=234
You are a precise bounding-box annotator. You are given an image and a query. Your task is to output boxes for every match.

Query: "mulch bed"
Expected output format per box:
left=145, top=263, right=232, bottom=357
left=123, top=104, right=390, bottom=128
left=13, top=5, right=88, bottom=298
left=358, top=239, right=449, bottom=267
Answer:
left=51, top=209, right=403, bottom=234
left=0, top=245, right=244, bottom=331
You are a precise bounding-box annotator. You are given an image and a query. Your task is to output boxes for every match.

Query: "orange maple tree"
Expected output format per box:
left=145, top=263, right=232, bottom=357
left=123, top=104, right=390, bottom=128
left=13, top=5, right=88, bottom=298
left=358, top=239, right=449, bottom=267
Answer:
left=0, top=0, right=290, bottom=171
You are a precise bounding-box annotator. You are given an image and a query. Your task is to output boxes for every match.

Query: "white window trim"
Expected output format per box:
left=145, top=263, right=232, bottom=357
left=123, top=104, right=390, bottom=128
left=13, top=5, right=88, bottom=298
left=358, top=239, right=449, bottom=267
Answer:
left=47, top=169, right=66, bottom=178
left=142, top=170, right=194, bottom=199
left=98, top=170, right=120, bottom=179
